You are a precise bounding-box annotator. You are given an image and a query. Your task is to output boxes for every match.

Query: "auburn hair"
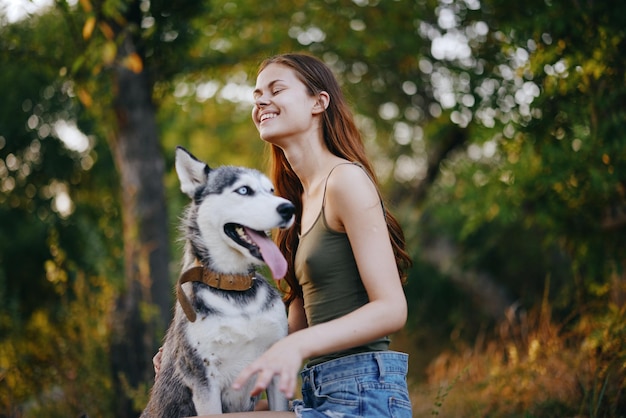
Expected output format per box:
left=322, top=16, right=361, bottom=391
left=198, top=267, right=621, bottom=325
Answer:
left=257, top=53, right=412, bottom=305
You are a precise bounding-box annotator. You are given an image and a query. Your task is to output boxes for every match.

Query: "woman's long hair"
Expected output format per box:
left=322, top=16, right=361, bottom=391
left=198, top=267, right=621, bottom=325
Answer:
left=257, top=53, right=412, bottom=305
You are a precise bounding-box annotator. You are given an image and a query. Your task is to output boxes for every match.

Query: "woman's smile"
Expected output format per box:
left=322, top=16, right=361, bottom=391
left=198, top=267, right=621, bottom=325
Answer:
left=260, top=112, right=278, bottom=124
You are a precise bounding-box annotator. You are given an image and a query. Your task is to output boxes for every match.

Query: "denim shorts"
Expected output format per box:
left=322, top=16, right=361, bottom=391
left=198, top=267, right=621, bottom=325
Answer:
left=292, top=351, right=412, bottom=418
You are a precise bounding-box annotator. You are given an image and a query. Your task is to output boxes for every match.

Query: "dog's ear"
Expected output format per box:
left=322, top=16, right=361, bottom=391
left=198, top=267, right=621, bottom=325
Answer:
left=175, top=146, right=210, bottom=197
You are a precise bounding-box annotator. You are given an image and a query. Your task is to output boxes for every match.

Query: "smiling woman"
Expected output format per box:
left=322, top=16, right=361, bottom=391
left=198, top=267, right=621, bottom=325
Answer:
left=233, top=52, right=413, bottom=418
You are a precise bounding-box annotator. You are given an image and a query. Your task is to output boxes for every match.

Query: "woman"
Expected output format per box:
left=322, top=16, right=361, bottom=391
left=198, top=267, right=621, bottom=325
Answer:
left=155, top=53, right=413, bottom=417
left=232, top=53, right=413, bottom=417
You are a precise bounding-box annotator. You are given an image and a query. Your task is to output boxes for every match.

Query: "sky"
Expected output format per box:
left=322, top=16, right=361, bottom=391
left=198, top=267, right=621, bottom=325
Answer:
left=1, top=0, right=54, bottom=23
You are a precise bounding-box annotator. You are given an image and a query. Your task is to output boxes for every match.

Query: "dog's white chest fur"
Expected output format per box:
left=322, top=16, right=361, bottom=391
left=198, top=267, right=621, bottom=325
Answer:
left=185, top=284, right=287, bottom=364
left=181, top=283, right=287, bottom=413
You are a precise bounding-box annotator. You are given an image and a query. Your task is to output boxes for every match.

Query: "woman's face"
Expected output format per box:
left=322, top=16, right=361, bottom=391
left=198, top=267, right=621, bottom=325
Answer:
left=252, top=63, right=320, bottom=145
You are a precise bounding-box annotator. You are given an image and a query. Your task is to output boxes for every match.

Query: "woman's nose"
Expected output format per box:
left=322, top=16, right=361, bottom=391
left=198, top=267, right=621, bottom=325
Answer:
left=255, top=94, right=269, bottom=107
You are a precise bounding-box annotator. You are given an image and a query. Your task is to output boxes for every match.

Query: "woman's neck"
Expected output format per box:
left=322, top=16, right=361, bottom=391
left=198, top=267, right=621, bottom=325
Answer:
left=284, top=145, right=347, bottom=197
left=281, top=131, right=326, bottom=184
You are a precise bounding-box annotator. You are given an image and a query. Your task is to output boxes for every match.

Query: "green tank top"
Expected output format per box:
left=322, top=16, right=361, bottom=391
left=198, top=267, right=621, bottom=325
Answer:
left=294, top=163, right=390, bottom=366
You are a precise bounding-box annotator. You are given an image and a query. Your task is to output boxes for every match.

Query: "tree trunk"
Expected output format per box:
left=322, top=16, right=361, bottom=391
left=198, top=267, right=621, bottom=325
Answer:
left=109, top=35, right=171, bottom=417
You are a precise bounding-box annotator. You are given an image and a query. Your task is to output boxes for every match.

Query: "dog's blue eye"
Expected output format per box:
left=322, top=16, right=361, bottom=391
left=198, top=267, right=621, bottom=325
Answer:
left=235, top=186, right=252, bottom=195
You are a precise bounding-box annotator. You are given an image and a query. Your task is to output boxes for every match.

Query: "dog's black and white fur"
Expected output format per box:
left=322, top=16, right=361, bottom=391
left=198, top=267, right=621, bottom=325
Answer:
left=141, top=147, right=294, bottom=417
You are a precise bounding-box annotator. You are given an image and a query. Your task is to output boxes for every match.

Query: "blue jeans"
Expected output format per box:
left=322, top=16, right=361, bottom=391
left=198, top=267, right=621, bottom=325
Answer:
left=292, top=351, right=412, bottom=418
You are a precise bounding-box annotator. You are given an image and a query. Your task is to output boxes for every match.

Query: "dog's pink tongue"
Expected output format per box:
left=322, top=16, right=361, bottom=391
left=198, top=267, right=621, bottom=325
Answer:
left=244, top=227, right=288, bottom=280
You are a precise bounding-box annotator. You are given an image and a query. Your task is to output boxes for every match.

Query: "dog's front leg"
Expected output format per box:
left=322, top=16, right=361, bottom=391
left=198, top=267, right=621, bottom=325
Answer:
left=266, top=376, right=289, bottom=411
left=191, top=383, right=223, bottom=415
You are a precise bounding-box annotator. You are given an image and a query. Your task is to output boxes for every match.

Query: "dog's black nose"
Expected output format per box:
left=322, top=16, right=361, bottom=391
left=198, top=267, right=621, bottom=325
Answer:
left=277, top=202, right=296, bottom=222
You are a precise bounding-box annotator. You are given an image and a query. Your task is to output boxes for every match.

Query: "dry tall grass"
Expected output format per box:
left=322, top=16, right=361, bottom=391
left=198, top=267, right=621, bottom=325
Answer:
left=410, top=302, right=626, bottom=417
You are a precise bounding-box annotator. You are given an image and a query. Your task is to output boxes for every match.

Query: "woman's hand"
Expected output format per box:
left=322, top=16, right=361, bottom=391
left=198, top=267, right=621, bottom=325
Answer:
left=232, top=336, right=304, bottom=399
left=153, top=346, right=163, bottom=380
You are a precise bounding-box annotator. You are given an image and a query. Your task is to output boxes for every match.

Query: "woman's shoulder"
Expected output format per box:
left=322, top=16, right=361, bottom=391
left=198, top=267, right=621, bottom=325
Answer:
left=325, top=162, right=379, bottom=206
left=325, top=161, right=366, bottom=183
left=327, top=161, right=374, bottom=185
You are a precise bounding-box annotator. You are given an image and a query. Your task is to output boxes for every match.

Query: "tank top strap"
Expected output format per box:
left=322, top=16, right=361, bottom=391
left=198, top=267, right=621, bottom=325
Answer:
left=321, top=162, right=386, bottom=216
left=321, top=163, right=356, bottom=210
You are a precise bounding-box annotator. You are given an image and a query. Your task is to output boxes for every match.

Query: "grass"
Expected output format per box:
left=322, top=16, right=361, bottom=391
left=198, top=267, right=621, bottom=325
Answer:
left=407, top=302, right=626, bottom=417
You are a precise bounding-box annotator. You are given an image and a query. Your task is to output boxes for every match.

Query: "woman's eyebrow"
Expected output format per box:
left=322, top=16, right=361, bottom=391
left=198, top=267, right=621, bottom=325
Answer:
left=253, top=79, right=284, bottom=97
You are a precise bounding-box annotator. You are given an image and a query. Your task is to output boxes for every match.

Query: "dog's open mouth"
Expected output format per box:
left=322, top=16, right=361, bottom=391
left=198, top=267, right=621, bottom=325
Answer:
left=224, top=223, right=288, bottom=280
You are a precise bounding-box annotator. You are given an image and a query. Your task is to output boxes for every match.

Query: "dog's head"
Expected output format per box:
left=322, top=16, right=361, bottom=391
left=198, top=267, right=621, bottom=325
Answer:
left=175, top=146, right=295, bottom=280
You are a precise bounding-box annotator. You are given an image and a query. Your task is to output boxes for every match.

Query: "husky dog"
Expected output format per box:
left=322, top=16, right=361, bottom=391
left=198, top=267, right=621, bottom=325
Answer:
left=141, top=146, right=294, bottom=417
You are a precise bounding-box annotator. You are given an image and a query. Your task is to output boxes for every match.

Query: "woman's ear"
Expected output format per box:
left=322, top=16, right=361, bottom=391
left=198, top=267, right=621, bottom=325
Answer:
left=312, top=91, right=330, bottom=115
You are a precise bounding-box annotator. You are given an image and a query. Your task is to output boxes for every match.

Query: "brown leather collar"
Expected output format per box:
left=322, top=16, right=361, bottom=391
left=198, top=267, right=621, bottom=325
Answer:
left=176, top=266, right=255, bottom=322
